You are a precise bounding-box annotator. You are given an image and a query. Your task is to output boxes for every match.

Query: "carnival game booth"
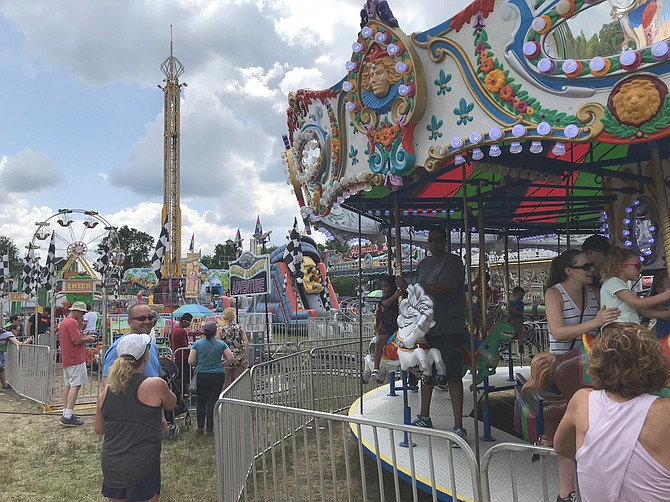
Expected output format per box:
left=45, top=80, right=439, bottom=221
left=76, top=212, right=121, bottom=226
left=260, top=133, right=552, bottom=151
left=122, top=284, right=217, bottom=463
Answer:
left=278, top=0, right=670, bottom=499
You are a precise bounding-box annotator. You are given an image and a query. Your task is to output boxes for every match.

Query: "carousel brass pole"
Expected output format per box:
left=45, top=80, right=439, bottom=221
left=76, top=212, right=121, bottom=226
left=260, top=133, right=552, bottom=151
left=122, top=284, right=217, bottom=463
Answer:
left=462, top=166, right=480, bottom=463
left=478, top=184, right=487, bottom=339
left=650, top=144, right=670, bottom=277
left=386, top=226, right=393, bottom=277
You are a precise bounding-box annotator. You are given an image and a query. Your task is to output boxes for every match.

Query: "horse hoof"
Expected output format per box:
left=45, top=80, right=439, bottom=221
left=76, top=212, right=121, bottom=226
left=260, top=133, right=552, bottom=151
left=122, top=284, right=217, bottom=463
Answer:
left=421, top=374, right=435, bottom=387
left=435, top=374, right=448, bottom=387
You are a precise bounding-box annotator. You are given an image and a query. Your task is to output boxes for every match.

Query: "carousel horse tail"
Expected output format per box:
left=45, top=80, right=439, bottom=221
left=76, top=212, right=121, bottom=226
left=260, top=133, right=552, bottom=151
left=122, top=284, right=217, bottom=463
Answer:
left=522, top=352, right=555, bottom=395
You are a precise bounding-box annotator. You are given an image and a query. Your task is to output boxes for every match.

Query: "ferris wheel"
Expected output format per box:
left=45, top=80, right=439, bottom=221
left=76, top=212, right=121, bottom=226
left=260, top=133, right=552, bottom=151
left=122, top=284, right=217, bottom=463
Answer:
left=30, top=209, right=124, bottom=283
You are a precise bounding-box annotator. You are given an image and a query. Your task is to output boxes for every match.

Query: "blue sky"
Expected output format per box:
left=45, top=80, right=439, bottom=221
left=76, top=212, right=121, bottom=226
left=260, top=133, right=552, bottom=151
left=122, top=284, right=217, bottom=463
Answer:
left=0, top=0, right=457, bottom=266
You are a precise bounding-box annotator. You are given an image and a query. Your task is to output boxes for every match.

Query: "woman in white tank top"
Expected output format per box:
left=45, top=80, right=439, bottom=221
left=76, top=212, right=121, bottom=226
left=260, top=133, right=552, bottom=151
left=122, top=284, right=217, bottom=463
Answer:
left=544, top=249, right=621, bottom=501
left=554, top=323, right=670, bottom=501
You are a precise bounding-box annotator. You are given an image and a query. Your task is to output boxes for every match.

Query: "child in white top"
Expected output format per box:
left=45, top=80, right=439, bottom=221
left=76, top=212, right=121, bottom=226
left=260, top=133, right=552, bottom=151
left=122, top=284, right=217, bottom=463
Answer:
left=599, top=247, right=670, bottom=324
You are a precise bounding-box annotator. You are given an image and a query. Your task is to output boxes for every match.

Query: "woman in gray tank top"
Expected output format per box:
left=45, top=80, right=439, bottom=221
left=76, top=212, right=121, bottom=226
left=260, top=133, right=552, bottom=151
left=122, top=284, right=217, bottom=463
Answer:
left=95, top=334, right=176, bottom=501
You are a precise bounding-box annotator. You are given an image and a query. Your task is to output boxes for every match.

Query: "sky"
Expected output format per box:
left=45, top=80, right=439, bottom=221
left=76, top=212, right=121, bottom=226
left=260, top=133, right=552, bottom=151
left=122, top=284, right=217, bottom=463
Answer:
left=0, top=0, right=460, bottom=266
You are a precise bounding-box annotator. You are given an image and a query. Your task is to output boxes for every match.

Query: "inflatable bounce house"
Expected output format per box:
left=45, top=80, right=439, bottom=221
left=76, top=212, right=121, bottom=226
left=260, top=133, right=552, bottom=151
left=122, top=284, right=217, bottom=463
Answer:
left=250, top=235, right=339, bottom=324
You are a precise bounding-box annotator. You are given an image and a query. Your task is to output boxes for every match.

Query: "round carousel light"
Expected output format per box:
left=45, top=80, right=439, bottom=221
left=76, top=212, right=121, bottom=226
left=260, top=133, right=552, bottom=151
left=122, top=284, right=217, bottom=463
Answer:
left=472, top=147, right=484, bottom=160
left=489, top=127, right=503, bottom=141
left=395, top=61, right=408, bottom=73
left=455, top=154, right=466, bottom=165
left=345, top=101, right=359, bottom=112
left=633, top=199, right=640, bottom=206
left=510, top=141, right=522, bottom=154
left=345, top=60, right=359, bottom=72
left=652, top=41, right=670, bottom=60
left=625, top=206, right=633, bottom=213
left=469, top=132, right=483, bottom=144
left=623, top=218, right=631, bottom=225
left=537, top=58, right=557, bottom=74
left=375, top=31, right=388, bottom=43
left=624, top=240, right=633, bottom=247
left=387, top=43, right=400, bottom=56
left=512, top=124, right=526, bottom=137
left=536, top=121, right=552, bottom=136
left=352, top=41, right=365, bottom=53
left=361, top=26, right=373, bottom=38
left=489, top=144, right=501, bottom=157
left=564, top=124, right=580, bottom=139
left=398, top=83, right=415, bottom=96
left=451, top=137, right=464, bottom=149
left=530, top=141, right=543, bottom=154
left=342, top=81, right=354, bottom=92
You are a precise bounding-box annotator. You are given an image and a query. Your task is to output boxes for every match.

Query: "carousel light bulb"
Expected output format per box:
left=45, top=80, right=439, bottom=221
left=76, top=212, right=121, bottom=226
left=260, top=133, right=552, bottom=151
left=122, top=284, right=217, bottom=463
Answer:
left=622, top=230, right=630, bottom=237
left=472, top=147, right=484, bottom=160
left=489, top=143, right=501, bottom=157
left=387, top=43, right=399, bottom=55
left=624, top=240, right=633, bottom=247
left=648, top=237, right=655, bottom=244
left=623, top=218, right=631, bottom=225
left=633, top=199, right=640, bottom=206
left=455, top=154, right=466, bottom=165
left=395, top=61, right=408, bottom=73
left=643, top=248, right=653, bottom=255
left=361, top=26, right=373, bottom=38
left=625, top=206, right=633, bottom=213
left=342, top=81, right=354, bottom=92
left=345, top=60, right=359, bottom=72
left=375, top=31, right=388, bottom=43
left=352, top=41, right=364, bottom=53
left=449, top=209, right=455, bottom=215
left=470, top=132, right=483, bottom=144
left=510, top=141, right=522, bottom=154
left=530, top=141, right=543, bottom=154
left=552, top=142, right=566, bottom=156
left=649, top=225, right=657, bottom=232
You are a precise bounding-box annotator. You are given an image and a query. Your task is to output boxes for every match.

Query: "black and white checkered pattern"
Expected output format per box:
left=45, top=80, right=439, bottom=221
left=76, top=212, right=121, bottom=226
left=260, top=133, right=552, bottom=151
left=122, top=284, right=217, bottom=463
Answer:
left=96, top=233, right=111, bottom=280
left=22, top=246, right=35, bottom=297
left=177, top=278, right=184, bottom=303
left=44, top=231, right=57, bottom=291
left=322, top=275, right=331, bottom=311
left=113, top=267, right=121, bottom=301
left=150, top=216, right=170, bottom=281
left=282, top=217, right=304, bottom=283
left=0, top=253, right=8, bottom=295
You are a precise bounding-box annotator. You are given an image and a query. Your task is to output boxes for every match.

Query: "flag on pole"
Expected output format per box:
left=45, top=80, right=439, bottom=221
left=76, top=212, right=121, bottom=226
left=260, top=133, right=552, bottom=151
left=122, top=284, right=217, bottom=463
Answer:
left=189, top=233, right=195, bottom=252
left=283, top=217, right=304, bottom=283
left=113, top=267, right=121, bottom=301
left=177, top=278, right=184, bottom=303
left=0, top=253, right=8, bottom=297
left=44, top=231, right=57, bottom=291
left=254, top=215, right=262, bottom=237
left=22, top=246, right=35, bottom=297
left=150, top=215, right=170, bottom=281
left=235, top=228, right=242, bottom=249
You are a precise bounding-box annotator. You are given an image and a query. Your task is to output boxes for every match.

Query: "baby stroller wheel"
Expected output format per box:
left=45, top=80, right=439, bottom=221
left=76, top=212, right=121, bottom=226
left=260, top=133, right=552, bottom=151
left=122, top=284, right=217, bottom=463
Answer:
left=185, top=415, right=192, bottom=430
left=173, top=425, right=182, bottom=439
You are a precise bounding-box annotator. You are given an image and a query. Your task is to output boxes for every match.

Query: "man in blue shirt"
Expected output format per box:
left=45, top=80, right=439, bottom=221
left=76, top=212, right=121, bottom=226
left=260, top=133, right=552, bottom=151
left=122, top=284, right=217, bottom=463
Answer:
left=102, top=303, right=161, bottom=382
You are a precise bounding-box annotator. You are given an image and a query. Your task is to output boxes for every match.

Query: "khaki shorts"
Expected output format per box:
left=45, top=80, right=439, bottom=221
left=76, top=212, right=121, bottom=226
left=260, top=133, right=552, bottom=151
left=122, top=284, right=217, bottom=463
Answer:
left=63, top=362, right=88, bottom=387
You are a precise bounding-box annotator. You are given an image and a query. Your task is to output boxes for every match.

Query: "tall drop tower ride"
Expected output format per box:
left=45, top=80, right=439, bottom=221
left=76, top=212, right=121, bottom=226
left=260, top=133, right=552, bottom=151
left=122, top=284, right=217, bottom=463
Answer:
left=158, top=32, right=185, bottom=278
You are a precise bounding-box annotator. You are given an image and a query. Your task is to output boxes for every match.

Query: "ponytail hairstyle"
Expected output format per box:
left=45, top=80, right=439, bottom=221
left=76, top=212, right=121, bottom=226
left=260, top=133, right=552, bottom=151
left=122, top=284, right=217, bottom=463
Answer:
left=545, top=249, right=585, bottom=290
left=107, top=352, right=147, bottom=394
left=600, top=246, right=638, bottom=281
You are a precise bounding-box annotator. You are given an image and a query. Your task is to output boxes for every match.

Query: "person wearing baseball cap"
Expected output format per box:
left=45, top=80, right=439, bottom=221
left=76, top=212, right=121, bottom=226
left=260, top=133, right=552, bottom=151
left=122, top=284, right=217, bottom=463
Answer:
left=95, top=333, right=176, bottom=501
left=59, top=301, right=96, bottom=426
left=582, top=235, right=612, bottom=288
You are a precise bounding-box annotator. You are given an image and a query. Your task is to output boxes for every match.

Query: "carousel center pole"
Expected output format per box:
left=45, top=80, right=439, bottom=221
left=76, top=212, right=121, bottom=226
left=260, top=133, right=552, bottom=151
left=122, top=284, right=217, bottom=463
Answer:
left=651, top=143, right=670, bottom=277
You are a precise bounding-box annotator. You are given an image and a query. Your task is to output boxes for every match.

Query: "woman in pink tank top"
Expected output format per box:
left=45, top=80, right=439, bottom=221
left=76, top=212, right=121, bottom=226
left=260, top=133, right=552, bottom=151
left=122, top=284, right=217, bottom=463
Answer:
left=554, top=323, right=670, bottom=501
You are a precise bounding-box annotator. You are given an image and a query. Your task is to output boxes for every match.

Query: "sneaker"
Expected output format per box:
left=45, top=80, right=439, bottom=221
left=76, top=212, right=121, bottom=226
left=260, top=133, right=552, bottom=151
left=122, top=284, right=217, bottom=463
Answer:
left=0, top=385, right=10, bottom=392
left=60, top=415, right=84, bottom=427
left=452, top=426, right=467, bottom=440
left=370, top=369, right=379, bottom=383
left=556, top=492, right=577, bottom=502
left=206, top=431, right=214, bottom=437
left=411, top=415, right=433, bottom=428
left=196, top=428, right=204, bottom=436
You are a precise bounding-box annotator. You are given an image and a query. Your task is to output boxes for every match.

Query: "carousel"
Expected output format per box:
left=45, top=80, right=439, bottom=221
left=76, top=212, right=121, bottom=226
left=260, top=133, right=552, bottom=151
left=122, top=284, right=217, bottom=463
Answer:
left=282, top=0, right=670, bottom=499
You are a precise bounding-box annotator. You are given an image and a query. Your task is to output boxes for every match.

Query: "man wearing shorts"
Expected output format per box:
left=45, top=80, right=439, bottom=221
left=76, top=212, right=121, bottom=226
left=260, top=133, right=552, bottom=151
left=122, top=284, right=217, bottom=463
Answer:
left=59, top=301, right=96, bottom=426
left=398, top=227, right=467, bottom=439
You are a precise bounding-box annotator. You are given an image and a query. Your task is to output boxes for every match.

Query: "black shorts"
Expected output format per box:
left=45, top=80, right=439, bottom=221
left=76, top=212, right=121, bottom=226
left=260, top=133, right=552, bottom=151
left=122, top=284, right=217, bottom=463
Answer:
left=425, top=332, right=463, bottom=383
left=102, top=457, right=160, bottom=501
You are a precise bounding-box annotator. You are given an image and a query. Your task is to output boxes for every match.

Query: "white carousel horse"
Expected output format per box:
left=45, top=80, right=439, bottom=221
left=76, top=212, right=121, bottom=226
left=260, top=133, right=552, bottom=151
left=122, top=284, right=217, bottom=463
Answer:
left=362, top=283, right=448, bottom=387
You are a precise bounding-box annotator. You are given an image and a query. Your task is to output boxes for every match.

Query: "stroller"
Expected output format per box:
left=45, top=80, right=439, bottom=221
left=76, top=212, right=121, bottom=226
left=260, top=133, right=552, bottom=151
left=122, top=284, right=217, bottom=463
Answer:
left=160, top=358, right=192, bottom=439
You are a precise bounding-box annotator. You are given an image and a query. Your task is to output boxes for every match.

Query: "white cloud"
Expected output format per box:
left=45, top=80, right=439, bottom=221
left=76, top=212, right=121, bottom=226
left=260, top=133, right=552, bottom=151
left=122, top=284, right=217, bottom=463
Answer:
left=0, top=149, right=63, bottom=193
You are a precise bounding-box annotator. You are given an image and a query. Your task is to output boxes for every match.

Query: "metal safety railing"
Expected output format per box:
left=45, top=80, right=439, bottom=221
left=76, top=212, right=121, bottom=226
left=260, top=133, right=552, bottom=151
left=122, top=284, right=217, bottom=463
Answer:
left=4, top=343, right=54, bottom=406
left=215, top=390, right=481, bottom=502
left=481, top=443, right=559, bottom=502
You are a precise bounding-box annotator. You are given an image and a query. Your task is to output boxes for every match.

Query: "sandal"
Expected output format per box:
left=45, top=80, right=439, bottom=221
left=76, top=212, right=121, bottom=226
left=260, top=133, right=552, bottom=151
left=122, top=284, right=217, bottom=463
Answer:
left=370, top=369, right=379, bottom=382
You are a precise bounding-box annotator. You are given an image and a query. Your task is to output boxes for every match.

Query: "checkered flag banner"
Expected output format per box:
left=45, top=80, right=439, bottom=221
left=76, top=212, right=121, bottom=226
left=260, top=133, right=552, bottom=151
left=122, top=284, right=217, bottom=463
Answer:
left=322, top=275, right=331, bottom=311
left=177, top=278, right=184, bottom=303
left=113, top=267, right=121, bottom=301
left=150, top=215, right=170, bottom=281
left=22, top=246, right=35, bottom=297
left=282, top=217, right=304, bottom=283
left=0, top=253, right=8, bottom=296
left=44, top=231, right=57, bottom=291
left=95, top=233, right=111, bottom=280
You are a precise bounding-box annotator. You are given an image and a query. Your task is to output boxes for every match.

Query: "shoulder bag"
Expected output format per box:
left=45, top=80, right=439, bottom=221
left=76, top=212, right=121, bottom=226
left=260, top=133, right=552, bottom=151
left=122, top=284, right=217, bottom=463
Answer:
left=188, top=342, right=216, bottom=394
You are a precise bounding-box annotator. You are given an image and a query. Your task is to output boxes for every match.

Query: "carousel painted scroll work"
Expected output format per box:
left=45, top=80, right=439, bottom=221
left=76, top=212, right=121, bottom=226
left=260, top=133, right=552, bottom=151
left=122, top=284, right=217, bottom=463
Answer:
left=344, top=20, right=426, bottom=178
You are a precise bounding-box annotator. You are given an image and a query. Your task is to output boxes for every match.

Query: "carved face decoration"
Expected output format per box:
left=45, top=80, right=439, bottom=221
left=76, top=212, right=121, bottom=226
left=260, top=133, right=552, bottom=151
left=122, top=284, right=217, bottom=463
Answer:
left=609, top=76, right=667, bottom=127
left=361, top=55, right=402, bottom=98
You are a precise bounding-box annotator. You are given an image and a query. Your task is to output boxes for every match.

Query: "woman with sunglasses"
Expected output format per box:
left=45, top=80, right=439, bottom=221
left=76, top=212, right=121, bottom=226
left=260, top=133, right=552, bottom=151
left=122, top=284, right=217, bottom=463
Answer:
left=600, top=246, right=670, bottom=324
left=545, top=249, right=621, bottom=502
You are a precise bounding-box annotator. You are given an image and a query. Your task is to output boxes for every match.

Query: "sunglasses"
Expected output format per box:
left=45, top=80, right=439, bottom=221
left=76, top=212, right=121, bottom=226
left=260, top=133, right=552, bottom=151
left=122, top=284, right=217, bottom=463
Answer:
left=130, top=315, right=155, bottom=322
left=623, top=262, right=642, bottom=270
left=569, top=263, right=594, bottom=271
left=427, top=238, right=445, bottom=243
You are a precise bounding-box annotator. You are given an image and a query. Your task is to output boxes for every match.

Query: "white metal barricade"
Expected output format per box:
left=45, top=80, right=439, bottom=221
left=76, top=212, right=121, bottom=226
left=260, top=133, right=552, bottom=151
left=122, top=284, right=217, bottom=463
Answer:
left=4, top=343, right=54, bottom=406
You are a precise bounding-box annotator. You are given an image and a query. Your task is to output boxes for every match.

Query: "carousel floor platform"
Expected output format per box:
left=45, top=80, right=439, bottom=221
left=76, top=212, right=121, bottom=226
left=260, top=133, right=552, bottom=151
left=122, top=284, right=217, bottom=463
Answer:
left=349, top=366, right=559, bottom=501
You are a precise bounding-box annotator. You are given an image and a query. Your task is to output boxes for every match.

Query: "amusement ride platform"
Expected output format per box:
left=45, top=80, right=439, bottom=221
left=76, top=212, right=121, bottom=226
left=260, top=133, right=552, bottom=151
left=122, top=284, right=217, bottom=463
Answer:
left=349, top=366, right=561, bottom=501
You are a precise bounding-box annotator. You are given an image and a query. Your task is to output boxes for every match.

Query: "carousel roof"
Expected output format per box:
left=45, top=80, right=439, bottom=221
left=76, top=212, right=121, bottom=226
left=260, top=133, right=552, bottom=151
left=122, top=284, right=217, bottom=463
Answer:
left=283, top=0, right=670, bottom=263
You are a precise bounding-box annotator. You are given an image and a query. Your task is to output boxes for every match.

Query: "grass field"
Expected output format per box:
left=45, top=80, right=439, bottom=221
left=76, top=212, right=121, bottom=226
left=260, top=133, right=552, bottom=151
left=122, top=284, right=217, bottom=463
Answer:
left=1, top=381, right=520, bottom=502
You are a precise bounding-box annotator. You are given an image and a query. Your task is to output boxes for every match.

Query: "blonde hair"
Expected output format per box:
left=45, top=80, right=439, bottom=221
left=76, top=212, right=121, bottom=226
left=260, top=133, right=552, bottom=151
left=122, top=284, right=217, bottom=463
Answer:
left=600, top=246, right=638, bottom=281
left=223, top=307, right=236, bottom=323
left=589, top=323, right=669, bottom=398
left=107, top=353, right=146, bottom=394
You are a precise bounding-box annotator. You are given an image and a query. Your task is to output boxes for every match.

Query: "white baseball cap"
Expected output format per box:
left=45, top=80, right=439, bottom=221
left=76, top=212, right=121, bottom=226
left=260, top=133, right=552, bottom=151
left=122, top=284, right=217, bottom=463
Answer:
left=117, top=333, right=151, bottom=362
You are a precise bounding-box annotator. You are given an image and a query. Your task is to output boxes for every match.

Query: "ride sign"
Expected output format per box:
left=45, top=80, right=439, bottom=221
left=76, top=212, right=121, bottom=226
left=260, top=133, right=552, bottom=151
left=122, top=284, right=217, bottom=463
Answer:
left=229, top=252, right=269, bottom=296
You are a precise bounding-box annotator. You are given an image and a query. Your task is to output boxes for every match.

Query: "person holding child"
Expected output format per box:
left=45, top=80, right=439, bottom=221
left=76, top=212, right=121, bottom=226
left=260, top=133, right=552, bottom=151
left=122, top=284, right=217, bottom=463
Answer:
left=599, top=247, right=670, bottom=324
left=370, top=274, right=403, bottom=383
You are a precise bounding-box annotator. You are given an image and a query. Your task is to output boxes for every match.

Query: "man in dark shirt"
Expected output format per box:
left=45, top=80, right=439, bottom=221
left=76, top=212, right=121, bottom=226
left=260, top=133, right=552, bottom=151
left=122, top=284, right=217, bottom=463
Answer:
left=27, top=307, right=51, bottom=339
left=169, top=313, right=192, bottom=394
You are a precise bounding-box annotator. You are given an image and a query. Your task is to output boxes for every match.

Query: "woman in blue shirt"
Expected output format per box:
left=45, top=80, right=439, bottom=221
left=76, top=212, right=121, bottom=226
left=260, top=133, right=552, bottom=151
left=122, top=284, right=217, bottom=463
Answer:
left=188, top=322, right=233, bottom=436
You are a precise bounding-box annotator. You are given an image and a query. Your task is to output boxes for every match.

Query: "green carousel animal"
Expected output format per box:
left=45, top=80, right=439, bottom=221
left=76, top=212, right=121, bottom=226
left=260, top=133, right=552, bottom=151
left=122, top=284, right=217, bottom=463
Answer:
left=461, top=320, right=516, bottom=389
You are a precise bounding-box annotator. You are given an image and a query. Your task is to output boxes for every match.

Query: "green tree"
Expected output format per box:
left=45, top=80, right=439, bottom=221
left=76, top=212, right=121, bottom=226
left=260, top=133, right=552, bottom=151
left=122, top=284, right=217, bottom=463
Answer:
left=108, top=226, right=154, bottom=269
left=200, top=254, right=214, bottom=269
